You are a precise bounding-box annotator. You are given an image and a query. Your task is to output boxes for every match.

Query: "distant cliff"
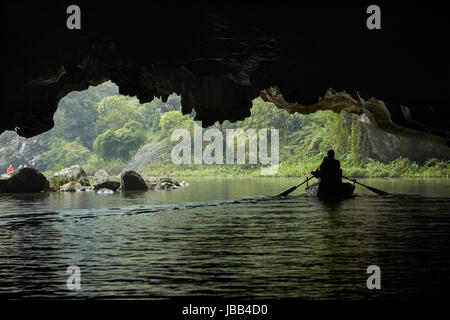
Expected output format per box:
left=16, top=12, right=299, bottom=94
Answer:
left=123, top=141, right=165, bottom=173
left=0, top=131, right=51, bottom=172
left=355, top=114, right=450, bottom=164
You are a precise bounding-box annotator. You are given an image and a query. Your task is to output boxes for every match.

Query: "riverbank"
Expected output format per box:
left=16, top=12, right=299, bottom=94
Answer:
left=139, top=157, right=449, bottom=178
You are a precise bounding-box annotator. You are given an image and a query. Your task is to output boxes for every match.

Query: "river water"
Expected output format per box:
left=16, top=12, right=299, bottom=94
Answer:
left=0, top=177, right=449, bottom=299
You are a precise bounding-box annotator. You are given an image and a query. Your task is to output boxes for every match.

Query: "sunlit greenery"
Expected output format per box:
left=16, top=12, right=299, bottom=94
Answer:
left=42, top=138, right=91, bottom=168
left=42, top=82, right=449, bottom=178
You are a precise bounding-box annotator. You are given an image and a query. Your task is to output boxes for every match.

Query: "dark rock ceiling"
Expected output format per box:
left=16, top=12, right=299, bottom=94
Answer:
left=1, top=2, right=449, bottom=154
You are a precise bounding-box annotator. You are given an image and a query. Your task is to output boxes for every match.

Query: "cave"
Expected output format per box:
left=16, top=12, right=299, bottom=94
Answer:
left=2, top=2, right=450, bottom=302
left=1, top=3, right=449, bottom=161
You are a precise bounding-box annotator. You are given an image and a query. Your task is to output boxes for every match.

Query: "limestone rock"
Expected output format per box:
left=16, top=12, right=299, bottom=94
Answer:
left=60, top=181, right=83, bottom=192
left=120, top=170, right=148, bottom=191
left=3, top=4, right=448, bottom=161
left=0, top=167, right=49, bottom=193
left=93, top=169, right=120, bottom=191
left=97, top=188, right=114, bottom=194
left=93, top=169, right=109, bottom=184
left=123, top=141, right=164, bottom=173
left=0, top=131, right=51, bottom=172
left=50, top=165, right=90, bottom=187
left=145, top=177, right=185, bottom=191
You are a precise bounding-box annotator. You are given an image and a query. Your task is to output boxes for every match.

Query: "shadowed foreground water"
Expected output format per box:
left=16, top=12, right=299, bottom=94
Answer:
left=0, top=177, right=449, bottom=299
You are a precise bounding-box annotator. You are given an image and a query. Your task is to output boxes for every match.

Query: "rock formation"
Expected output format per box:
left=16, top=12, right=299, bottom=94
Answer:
left=356, top=114, right=450, bottom=163
left=0, top=168, right=49, bottom=193
left=49, top=165, right=90, bottom=186
left=123, top=141, right=164, bottom=173
left=1, top=4, right=448, bottom=158
left=146, top=177, right=183, bottom=191
left=60, top=181, right=83, bottom=192
left=120, top=170, right=148, bottom=191
left=93, top=169, right=120, bottom=191
left=97, top=188, right=114, bottom=195
left=0, top=131, right=51, bottom=172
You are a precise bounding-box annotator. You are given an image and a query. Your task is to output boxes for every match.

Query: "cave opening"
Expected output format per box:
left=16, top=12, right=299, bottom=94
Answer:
left=1, top=81, right=448, bottom=181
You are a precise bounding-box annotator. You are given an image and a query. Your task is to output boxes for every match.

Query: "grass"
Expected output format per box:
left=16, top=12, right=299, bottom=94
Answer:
left=140, top=157, right=449, bottom=178
left=41, top=156, right=449, bottom=180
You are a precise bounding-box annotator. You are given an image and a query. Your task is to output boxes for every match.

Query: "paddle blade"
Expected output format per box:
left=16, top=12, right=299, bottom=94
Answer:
left=276, top=186, right=298, bottom=197
left=366, top=186, right=389, bottom=196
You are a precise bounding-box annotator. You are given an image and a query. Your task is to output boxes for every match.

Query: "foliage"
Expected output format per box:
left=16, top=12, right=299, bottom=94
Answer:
left=144, top=98, right=449, bottom=178
left=82, top=155, right=126, bottom=176
left=1, top=147, right=10, bottom=159
left=40, top=81, right=165, bottom=172
left=159, top=110, right=192, bottom=134
left=93, top=121, right=146, bottom=161
left=32, top=83, right=448, bottom=178
left=52, top=82, right=112, bottom=149
left=47, top=164, right=63, bottom=189
left=42, top=138, right=91, bottom=169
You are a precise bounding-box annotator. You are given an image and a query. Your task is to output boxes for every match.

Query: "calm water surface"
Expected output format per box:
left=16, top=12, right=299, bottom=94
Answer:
left=0, top=177, right=449, bottom=299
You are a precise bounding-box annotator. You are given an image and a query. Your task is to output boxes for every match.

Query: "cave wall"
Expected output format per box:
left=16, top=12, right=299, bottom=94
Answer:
left=1, top=3, right=449, bottom=157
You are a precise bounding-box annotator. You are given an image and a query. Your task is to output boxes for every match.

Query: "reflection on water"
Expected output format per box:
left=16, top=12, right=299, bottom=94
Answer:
left=0, top=177, right=449, bottom=299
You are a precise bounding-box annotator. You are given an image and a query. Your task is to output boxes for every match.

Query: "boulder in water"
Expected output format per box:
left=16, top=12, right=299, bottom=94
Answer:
left=0, top=167, right=49, bottom=193
left=93, top=170, right=108, bottom=184
left=50, top=165, right=91, bottom=187
left=120, top=170, right=148, bottom=191
left=146, top=182, right=159, bottom=190
left=180, top=181, right=189, bottom=187
left=145, top=177, right=188, bottom=190
left=93, top=169, right=120, bottom=191
left=160, top=181, right=180, bottom=190
left=97, top=188, right=114, bottom=194
left=80, top=186, right=95, bottom=192
left=60, top=181, right=83, bottom=192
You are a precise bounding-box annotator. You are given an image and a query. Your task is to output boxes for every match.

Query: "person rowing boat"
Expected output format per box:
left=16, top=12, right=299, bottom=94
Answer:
left=276, top=150, right=389, bottom=197
left=307, top=150, right=354, bottom=199
left=311, top=149, right=342, bottom=185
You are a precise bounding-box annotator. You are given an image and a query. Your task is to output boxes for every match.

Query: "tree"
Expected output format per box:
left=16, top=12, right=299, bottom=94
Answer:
left=159, top=110, right=192, bottom=134
left=93, top=121, right=146, bottom=161
left=96, top=96, right=143, bottom=132
left=140, top=101, right=161, bottom=134
left=53, top=84, right=102, bottom=149
left=93, top=130, right=119, bottom=160
left=42, top=138, right=91, bottom=168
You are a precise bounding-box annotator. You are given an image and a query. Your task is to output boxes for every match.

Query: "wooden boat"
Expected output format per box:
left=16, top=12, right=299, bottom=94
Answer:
left=305, top=182, right=355, bottom=199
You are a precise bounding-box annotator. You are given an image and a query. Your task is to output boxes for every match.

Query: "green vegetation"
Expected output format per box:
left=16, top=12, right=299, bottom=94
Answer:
left=40, top=81, right=448, bottom=178
left=42, top=82, right=163, bottom=175
left=1, top=146, right=10, bottom=159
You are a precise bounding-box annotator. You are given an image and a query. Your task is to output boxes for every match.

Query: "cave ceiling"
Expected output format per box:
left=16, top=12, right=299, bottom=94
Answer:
left=1, top=3, right=448, bottom=148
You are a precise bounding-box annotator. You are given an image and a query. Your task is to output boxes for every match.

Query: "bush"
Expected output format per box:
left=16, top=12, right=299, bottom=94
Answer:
left=93, top=121, right=146, bottom=161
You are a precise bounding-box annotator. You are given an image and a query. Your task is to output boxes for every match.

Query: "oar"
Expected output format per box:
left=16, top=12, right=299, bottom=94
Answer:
left=342, top=175, right=389, bottom=195
left=276, top=176, right=313, bottom=197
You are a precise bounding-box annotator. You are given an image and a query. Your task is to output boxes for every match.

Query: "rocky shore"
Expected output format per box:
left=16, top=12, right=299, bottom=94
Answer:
left=0, top=165, right=188, bottom=193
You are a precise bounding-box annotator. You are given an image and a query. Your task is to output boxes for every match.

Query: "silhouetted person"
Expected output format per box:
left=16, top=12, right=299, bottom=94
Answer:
left=311, top=150, right=342, bottom=185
